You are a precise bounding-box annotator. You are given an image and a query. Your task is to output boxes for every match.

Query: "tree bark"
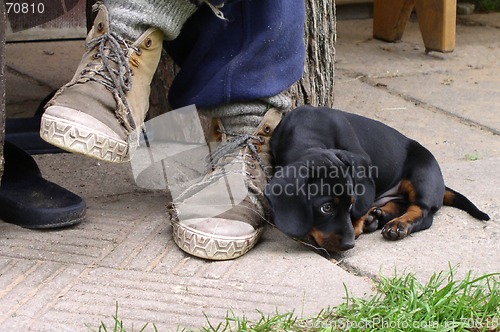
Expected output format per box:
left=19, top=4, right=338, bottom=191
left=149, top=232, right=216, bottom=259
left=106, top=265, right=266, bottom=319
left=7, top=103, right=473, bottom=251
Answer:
left=289, top=0, right=337, bottom=109
left=0, top=1, right=6, bottom=180
left=148, top=52, right=179, bottom=118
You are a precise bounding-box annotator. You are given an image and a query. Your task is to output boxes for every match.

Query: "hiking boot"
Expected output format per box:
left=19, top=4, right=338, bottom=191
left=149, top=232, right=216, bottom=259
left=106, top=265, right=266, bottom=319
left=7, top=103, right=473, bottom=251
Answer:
left=168, top=108, right=282, bottom=260
left=40, top=3, right=163, bottom=162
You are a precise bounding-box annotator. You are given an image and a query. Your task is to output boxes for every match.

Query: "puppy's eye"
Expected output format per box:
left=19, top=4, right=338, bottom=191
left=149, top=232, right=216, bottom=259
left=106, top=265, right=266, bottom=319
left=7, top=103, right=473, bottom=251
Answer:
left=320, top=202, right=334, bottom=214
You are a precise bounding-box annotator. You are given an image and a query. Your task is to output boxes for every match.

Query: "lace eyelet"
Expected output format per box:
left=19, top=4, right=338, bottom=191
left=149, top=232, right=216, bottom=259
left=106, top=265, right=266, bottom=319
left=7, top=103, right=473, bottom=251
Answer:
left=263, top=125, right=271, bottom=134
left=92, top=53, right=100, bottom=60
left=248, top=163, right=256, bottom=169
left=97, top=22, right=104, bottom=32
left=258, top=136, right=265, bottom=143
left=145, top=38, right=152, bottom=48
left=136, top=48, right=142, bottom=56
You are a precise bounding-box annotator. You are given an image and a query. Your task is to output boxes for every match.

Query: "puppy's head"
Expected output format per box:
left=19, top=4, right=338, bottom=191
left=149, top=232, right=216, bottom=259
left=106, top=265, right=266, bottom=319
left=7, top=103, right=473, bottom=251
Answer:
left=266, top=148, right=375, bottom=252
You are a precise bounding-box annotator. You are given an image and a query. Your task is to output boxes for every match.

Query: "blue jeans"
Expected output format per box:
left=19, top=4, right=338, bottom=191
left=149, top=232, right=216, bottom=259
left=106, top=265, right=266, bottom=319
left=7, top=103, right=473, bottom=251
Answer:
left=166, top=0, right=306, bottom=109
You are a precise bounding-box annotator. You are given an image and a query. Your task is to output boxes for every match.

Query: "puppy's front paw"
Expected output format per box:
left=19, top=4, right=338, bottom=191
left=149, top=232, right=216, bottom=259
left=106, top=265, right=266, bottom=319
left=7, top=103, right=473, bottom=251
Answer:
left=363, top=207, right=382, bottom=233
left=381, top=219, right=411, bottom=240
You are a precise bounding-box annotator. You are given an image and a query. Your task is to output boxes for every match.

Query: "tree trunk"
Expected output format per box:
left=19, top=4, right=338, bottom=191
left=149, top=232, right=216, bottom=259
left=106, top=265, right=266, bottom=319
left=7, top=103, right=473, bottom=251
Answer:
left=0, top=1, right=6, bottom=180
left=148, top=52, right=179, bottom=118
left=289, top=0, right=337, bottom=109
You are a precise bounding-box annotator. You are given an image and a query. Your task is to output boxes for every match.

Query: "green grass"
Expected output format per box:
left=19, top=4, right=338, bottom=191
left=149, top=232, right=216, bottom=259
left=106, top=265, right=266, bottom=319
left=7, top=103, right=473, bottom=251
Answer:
left=87, top=303, right=158, bottom=332
left=91, top=269, right=499, bottom=332
left=325, top=270, right=499, bottom=332
left=477, top=0, right=500, bottom=12
left=465, top=151, right=481, bottom=161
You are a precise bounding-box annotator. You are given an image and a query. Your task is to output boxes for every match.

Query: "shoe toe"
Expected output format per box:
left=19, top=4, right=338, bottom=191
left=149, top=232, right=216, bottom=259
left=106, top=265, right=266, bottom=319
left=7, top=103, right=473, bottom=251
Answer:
left=179, top=217, right=258, bottom=238
left=41, top=106, right=131, bottom=162
left=43, top=106, right=123, bottom=140
left=171, top=217, right=263, bottom=260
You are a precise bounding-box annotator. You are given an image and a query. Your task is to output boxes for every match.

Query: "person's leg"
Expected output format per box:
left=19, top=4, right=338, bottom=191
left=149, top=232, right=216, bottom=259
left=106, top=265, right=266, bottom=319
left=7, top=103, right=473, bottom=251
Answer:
left=166, top=0, right=306, bottom=260
left=40, top=0, right=197, bottom=162
left=105, top=0, right=196, bottom=41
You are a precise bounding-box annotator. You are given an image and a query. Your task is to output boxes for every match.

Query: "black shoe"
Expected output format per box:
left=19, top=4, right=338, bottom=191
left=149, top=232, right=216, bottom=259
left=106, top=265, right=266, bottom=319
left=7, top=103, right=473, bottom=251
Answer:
left=0, top=141, right=86, bottom=229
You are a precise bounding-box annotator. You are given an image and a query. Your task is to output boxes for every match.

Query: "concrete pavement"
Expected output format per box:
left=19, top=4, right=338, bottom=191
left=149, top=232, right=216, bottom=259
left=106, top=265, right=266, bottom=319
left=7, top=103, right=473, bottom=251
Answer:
left=333, top=14, right=499, bottom=282
left=2, top=13, right=499, bottom=331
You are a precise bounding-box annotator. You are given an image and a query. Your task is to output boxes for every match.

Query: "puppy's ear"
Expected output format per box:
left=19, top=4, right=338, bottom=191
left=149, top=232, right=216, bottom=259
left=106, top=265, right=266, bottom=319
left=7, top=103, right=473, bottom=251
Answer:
left=266, top=163, right=313, bottom=238
left=324, top=150, right=376, bottom=219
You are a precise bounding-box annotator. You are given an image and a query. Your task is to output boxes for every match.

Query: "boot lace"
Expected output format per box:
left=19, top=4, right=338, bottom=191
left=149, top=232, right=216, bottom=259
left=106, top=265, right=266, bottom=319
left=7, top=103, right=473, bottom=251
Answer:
left=174, top=130, right=271, bottom=203
left=79, top=31, right=138, bottom=132
left=207, top=130, right=271, bottom=180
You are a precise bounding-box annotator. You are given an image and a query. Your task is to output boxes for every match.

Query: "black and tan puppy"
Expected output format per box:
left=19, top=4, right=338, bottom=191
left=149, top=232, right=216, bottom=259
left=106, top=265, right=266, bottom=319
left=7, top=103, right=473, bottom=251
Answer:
left=266, top=105, right=490, bottom=252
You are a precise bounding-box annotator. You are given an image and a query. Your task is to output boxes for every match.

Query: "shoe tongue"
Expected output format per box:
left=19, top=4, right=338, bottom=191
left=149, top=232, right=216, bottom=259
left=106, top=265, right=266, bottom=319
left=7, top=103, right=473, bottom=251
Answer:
left=220, top=115, right=263, bottom=136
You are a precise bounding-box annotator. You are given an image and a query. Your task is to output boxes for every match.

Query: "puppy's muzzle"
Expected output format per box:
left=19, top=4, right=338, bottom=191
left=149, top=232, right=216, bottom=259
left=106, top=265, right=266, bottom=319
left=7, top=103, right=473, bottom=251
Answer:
left=309, top=228, right=355, bottom=252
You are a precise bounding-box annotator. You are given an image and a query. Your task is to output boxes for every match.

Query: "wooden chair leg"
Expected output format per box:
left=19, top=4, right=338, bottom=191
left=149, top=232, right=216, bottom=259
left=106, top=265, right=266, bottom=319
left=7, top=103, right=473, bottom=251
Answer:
left=373, top=0, right=416, bottom=42
left=373, top=0, right=456, bottom=53
left=414, top=0, right=457, bottom=52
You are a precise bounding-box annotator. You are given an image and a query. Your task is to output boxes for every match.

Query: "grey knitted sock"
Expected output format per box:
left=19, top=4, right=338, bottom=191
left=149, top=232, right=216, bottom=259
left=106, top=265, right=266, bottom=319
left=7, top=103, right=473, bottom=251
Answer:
left=103, top=0, right=197, bottom=41
left=202, top=94, right=292, bottom=135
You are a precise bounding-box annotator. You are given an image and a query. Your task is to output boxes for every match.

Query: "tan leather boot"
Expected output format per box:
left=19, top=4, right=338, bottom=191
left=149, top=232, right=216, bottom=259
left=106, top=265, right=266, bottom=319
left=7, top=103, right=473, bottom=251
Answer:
left=168, top=108, right=282, bottom=260
left=40, top=3, right=163, bottom=162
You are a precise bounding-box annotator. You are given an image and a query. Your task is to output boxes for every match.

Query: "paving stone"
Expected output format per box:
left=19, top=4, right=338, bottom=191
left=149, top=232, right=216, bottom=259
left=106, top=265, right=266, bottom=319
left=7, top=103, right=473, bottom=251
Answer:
left=0, top=193, right=374, bottom=331
left=373, top=68, right=500, bottom=134
left=336, top=17, right=500, bottom=79
left=333, top=74, right=500, bottom=163
left=5, top=40, right=83, bottom=91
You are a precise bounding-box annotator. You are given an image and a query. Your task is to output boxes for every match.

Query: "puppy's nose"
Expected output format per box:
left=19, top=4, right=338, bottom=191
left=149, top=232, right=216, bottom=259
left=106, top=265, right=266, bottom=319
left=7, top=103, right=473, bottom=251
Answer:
left=339, top=241, right=355, bottom=251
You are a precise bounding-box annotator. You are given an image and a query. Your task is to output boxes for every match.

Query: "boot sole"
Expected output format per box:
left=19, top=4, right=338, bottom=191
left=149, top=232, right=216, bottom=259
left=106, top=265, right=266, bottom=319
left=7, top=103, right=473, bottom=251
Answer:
left=171, top=219, right=263, bottom=260
left=40, top=114, right=130, bottom=163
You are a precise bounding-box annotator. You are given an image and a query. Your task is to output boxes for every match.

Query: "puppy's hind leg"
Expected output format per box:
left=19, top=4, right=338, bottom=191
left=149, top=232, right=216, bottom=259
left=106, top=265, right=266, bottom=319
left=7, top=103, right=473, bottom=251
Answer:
left=381, top=178, right=442, bottom=240
left=381, top=142, right=445, bottom=241
left=353, top=200, right=408, bottom=238
left=363, top=200, right=408, bottom=233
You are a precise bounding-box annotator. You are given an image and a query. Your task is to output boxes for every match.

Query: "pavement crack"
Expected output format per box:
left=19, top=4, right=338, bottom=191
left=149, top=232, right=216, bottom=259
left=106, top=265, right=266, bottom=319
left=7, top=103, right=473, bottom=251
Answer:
left=342, top=71, right=500, bottom=136
left=333, top=258, right=381, bottom=283
left=320, top=251, right=380, bottom=285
